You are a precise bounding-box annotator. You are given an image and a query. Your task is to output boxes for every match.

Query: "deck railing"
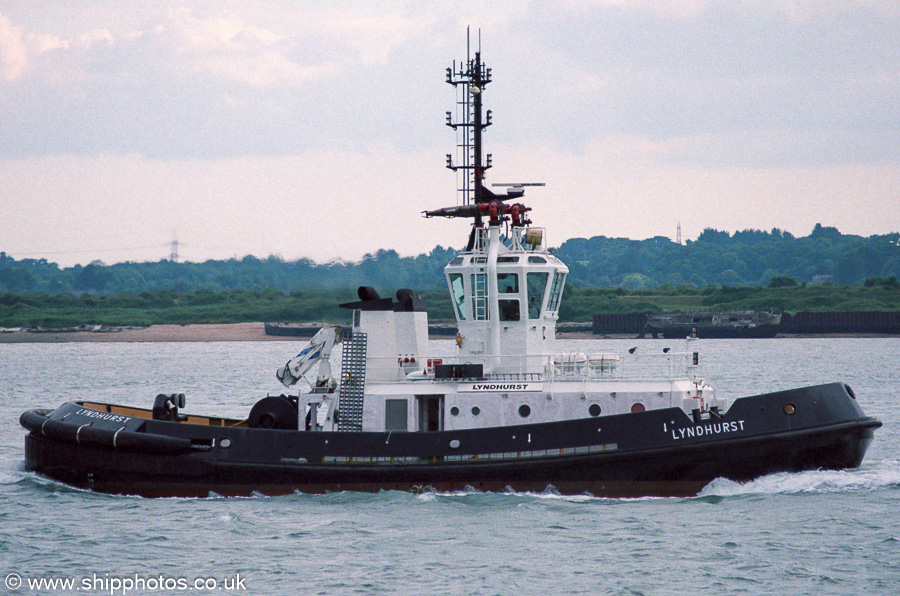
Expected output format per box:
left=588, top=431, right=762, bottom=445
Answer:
left=364, top=347, right=702, bottom=384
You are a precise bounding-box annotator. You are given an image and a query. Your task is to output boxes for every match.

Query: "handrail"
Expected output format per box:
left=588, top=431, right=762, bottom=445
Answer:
left=361, top=349, right=703, bottom=383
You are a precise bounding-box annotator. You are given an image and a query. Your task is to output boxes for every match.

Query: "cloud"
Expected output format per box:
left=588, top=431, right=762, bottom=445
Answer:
left=555, top=0, right=900, bottom=20
left=557, top=0, right=705, bottom=19
left=0, top=2, right=897, bottom=168
left=1, top=7, right=344, bottom=89
left=75, top=28, right=114, bottom=48
left=27, top=32, right=69, bottom=55
left=0, top=1, right=897, bottom=266
left=0, top=12, right=28, bottom=80
left=145, top=8, right=333, bottom=88
left=0, top=11, right=118, bottom=82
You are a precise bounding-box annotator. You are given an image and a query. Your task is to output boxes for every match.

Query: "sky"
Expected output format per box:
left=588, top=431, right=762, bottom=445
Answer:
left=1, top=0, right=898, bottom=267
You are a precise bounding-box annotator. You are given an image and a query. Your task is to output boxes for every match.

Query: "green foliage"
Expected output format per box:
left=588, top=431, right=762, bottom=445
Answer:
left=1, top=282, right=898, bottom=327
left=1, top=225, right=899, bottom=326
left=557, top=283, right=900, bottom=321
left=768, top=274, right=799, bottom=288
left=2, top=226, right=899, bottom=296
left=555, top=226, right=900, bottom=288
left=0, top=246, right=459, bottom=296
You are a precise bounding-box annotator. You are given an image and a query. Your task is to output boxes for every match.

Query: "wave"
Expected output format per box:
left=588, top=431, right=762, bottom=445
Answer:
left=414, top=485, right=639, bottom=504
left=0, top=470, right=25, bottom=486
left=698, top=461, right=900, bottom=497
left=415, top=465, right=900, bottom=503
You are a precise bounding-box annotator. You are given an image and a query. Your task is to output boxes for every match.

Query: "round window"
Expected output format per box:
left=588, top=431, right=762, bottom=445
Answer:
left=472, top=406, right=481, bottom=416
left=450, top=406, right=460, bottom=416
left=631, top=403, right=645, bottom=413
left=518, top=404, right=531, bottom=418
left=588, top=404, right=601, bottom=417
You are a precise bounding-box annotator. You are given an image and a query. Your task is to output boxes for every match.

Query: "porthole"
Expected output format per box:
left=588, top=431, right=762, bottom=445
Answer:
left=219, top=438, right=231, bottom=448
left=588, top=404, right=601, bottom=417
left=472, top=406, right=481, bottom=416
left=631, top=403, right=645, bottom=413
left=449, top=439, right=460, bottom=449
left=518, top=404, right=531, bottom=418
left=450, top=406, right=460, bottom=416
left=784, top=403, right=796, bottom=415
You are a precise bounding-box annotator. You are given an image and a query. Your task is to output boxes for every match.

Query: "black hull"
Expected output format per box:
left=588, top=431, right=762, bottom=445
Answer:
left=22, top=383, right=880, bottom=498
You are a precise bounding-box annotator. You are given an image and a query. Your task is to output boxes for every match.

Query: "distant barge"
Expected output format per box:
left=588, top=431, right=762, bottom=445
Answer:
left=265, top=322, right=461, bottom=338
left=646, top=311, right=782, bottom=339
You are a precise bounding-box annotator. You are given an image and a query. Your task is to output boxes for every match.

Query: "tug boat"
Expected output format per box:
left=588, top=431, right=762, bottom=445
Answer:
left=21, top=46, right=880, bottom=498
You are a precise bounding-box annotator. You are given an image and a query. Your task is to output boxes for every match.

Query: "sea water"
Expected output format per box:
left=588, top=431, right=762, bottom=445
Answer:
left=1, top=338, right=898, bottom=595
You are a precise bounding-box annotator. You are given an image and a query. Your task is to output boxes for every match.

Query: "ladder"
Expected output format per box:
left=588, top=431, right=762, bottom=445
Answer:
left=472, top=272, right=488, bottom=320
left=337, top=332, right=367, bottom=432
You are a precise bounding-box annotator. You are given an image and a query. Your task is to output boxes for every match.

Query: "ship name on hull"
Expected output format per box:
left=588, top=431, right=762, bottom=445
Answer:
left=460, top=382, right=543, bottom=393
left=75, top=408, right=130, bottom=424
left=671, top=420, right=745, bottom=440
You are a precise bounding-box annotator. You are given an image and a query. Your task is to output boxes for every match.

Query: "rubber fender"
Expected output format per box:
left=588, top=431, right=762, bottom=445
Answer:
left=20, top=408, right=190, bottom=455
left=40, top=418, right=78, bottom=443
left=19, top=409, right=51, bottom=433
left=112, top=430, right=191, bottom=455
left=248, top=395, right=298, bottom=430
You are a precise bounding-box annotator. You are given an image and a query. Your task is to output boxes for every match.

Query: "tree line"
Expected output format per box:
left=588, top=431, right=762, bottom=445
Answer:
left=559, top=224, right=900, bottom=288
left=1, top=224, right=899, bottom=328
left=3, top=225, right=898, bottom=296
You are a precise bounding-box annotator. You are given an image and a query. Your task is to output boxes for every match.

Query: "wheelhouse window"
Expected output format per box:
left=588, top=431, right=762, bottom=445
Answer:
left=448, top=273, right=466, bottom=320
left=497, top=272, right=519, bottom=294
left=526, top=272, right=549, bottom=319
left=547, top=271, right=566, bottom=312
left=499, top=299, right=520, bottom=321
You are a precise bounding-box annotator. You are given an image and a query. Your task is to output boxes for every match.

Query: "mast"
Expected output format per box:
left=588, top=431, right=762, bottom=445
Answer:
left=428, top=33, right=526, bottom=246
left=445, top=39, right=492, bottom=223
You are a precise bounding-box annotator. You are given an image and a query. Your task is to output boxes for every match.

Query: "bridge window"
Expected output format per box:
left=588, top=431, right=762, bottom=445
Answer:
left=526, top=272, right=548, bottom=319
left=448, top=273, right=466, bottom=320
left=499, top=299, right=520, bottom=321
left=497, top=272, right=519, bottom=293
left=547, top=271, right=566, bottom=312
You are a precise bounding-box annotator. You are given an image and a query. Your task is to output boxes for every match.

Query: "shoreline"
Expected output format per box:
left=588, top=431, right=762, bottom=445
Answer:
left=0, top=322, right=285, bottom=343
left=0, top=323, right=895, bottom=343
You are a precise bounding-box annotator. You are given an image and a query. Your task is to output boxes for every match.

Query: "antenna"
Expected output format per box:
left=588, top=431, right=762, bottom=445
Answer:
left=677, top=221, right=682, bottom=245
left=170, top=238, right=179, bottom=262
left=424, top=33, right=534, bottom=239
left=445, top=27, right=492, bottom=211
